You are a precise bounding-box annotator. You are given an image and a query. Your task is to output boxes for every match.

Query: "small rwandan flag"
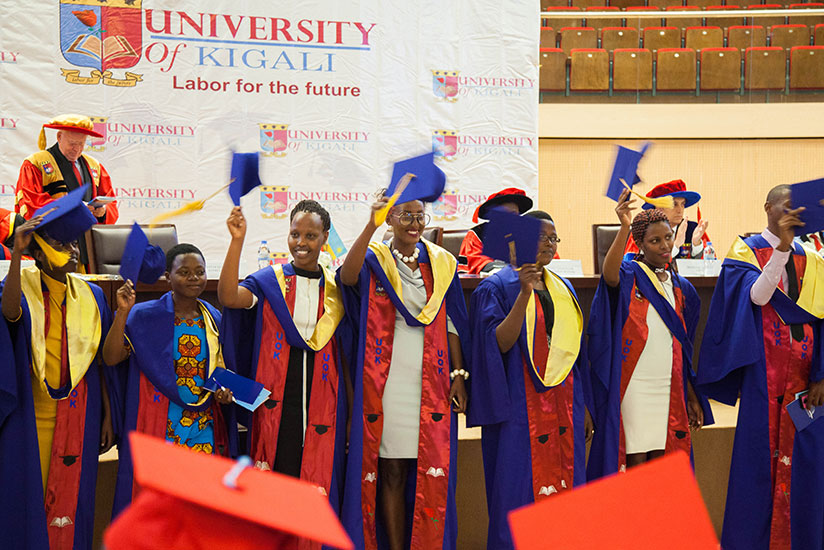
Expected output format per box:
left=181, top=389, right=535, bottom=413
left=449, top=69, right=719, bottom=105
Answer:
left=322, top=221, right=347, bottom=260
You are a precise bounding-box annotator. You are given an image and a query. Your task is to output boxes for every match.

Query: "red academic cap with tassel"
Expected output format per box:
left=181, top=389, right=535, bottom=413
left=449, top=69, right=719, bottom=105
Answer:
left=473, top=188, right=533, bottom=223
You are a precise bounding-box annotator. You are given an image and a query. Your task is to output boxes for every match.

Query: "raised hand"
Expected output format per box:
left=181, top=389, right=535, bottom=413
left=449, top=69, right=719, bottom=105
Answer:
left=615, top=188, right=636, bottom=227
left=518, top=263, right=541, bottom=294
left=226, top=206, right=247, bottom=241
left=777, top=205, right=805, bottom=251
left=674, top=216, right=689, bottom=250
left=13, top=215, right=43, bottom=252
left=692, top=219, right=709, bottom=247
left=369, top=196, right=390, bottom=228
left=116, top=280, right=136, bottom=314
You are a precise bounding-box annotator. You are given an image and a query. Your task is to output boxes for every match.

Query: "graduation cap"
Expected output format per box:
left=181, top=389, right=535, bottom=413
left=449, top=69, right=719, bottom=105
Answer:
left=508, top=452, right=719, bottom=550
left=228, top=152, right=263, bottom=206
left=38, top=114, right=102, bottom=150
left=119, top=223, right=166, bottom=284
left=605, top=142, right=674, bottom=209
left=374, top=152, right=446, bottom=225
left=791, top=177, right=824, bottom=236
left=481, top=207, right=543, bottom=267
left=32, top=185, right=97, bottom=243
left=641, top=179, right=701, bottom=211
left=104, top=432, right=354, bottom=550
left=473, top=187, right=533, bottom=223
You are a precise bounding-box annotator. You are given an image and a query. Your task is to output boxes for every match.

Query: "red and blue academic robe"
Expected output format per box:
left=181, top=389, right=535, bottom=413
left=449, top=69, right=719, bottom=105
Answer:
left=697, top=236, right=824, bottom=550
left=221, top=263, right=348, bottom=523
left=0, top=271, right=113, bottom=550
left=338, top=240, right=470, bottom=550
left=587, top=261, right=713, bottom=480
left=467, top=265, right=592, bottom=550
left=110, top=292, right=237, bottom=518
left=623, top=220, right=711, bottom=261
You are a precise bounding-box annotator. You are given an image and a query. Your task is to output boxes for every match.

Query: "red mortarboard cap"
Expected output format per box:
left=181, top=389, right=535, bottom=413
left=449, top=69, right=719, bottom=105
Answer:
left=508, top=452, right=719, bottom=550
left=32, top=185, right=97, bottom=243
left=473, top=187, right=533, bottom=223
left=790, top=177, right=824, bottom=236
left=606, top=142, right=651, bottom=202
left=104, top=432, right=353, bottom=550
left=642, top=179, right=702, bottom=210
left=228, top=152, right=263, bottom=206
left=482, top=207, right=543, bottom=267
left=388, top=152, right=446, bottom=205
left=38, top=114, right=102, bottom=150
left=119, top=223, right=166, bottom=284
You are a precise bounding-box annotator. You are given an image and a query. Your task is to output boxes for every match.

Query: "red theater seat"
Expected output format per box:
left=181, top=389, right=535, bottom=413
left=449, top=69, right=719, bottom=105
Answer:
left=613, top=48, right=654, bottom=89
left=665, top=6, right=704, bottom=29
left=649, top=0, right=684, bottom=9
left=728, top=25, right=768, bottom=49
left=685, top=25, right=725, bottom=49
left=602, top=26, right=641, bottom=50
left=539, top=48, right=568, bottom=90
left=746, top=4, right=787, bottom=28
left=542, top=0, right=571, bottom=8
left=744, top=46, right=787, bottom=88
left=570, top=48, right=610, bottom=90
left=610, top=0, right=647, bottom=8
left=572, top=0, right=608, bottom=8
left=541, top=26, right=557, bottom=47
left=643, top=26, right=683, bottom=51
left=656, top=47, right=698, bottom=89
left=543, top=7, right=584, bottom=31
left=700, top=47, right=743, bottom=89
left=789, top=3, right=824, bottom=26
left=687, top=0, right=719, bottom=7
left=705, top=5, right=744, bottom=28
left=771, top=24, right=812, bottom=48
left=585, top=6, right=624, bottom=31
left=560, top=26, right=599, bottom=53
left=816, top=23, right=824, bottom=44
left=789, top=45, right=824, bottom=87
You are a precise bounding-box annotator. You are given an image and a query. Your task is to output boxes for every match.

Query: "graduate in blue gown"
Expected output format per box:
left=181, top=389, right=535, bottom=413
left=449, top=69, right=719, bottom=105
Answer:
left=697, top=184, right=824, bottom=550
left=467, top=211, right=592, bottom=550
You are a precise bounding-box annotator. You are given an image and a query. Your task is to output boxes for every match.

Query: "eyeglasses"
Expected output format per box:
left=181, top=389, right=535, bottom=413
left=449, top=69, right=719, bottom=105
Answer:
left=393, top=212, right=430, bottom=227
left=538, top=234, right=561, bottom=244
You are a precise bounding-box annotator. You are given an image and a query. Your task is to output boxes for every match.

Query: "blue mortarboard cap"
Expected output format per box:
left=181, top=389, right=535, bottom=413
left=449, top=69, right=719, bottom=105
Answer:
left=229, top=152, right=263, bottom=206
left=388, top=152, right=446, bottom=204
left=33, top=185, right=97, bottom=243
left=120, top=223, right=166, bottom=284
left=606, top=142, right=651, bottom=202
left=482, top=207, right=543, bottom=267
left=791, top=177, right=824, bottom=236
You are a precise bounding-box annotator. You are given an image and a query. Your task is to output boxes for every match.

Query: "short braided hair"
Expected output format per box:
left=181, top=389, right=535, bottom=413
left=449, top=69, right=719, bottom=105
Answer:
left=290, top=200, right=331, bottom=232
left=631, top=209, right=670, bottom=248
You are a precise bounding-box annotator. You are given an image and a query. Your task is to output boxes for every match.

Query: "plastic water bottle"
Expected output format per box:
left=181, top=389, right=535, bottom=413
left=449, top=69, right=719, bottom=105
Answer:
left=704, top=241, right=716, bottom=275
left=257, top=240, right=271, bottom=270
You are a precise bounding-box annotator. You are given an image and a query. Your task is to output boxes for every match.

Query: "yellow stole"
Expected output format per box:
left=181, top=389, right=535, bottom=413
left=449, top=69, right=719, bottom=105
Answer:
left=524, top=267, right=583, bottom=388
left=368, top=239, right=456, bottom=326
left=20, top=266, right=101, bottom=394
left=272, top=263, right=344, bottom=351
left=727, top=236, right=824, bottom=320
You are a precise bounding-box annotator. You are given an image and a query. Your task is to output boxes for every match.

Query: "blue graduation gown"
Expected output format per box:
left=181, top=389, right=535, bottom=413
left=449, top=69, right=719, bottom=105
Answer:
left=0, top=276, right=112, bottom=550
left=697, top=236, right=824, bottom=550
left=587, top=261, right=713, bottom=480
left=466, top=266, right=590, bottom=550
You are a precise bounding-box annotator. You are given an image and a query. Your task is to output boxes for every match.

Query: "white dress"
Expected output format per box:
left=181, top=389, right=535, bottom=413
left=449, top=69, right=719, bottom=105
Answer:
left=379, top=259, right=456, bottom=458
left=621, top=273, right=676, bottom=454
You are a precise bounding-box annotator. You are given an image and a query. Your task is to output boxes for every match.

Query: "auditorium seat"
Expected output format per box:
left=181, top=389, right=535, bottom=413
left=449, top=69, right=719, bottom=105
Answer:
left=789, top=45, right=824, bottom=88
left=771, top=24, right=812, bottom=48
left=649, top=0, right=684, bottom=9
left=570, top=48, right=611, bottom=90
left=585, top=6, right=624, bottom=31
left=728, top=25, right=768, bottom=49
left=665, top=6, right=704, bottom=29
left=705, top=5, right=744, bottom=28
left=746, top=4, right=786, bottom=28
left=789, top=2, right=824, bottom=26
left=540, top=48, right=568, bottom=90
left=541, top=26, right=557, bottom=47
left=543, top=7, right=583, bottom=31
left=602, top=26, right=641, bottom=50
left=87, top=224, right=179, bottom=275
left=610, top=0, right=647, bottom=8
left=687, top=0, right=719, bottom=7
left=613, top=48, right=654, bottom=89
left=573, top=0, right=607, bottom=7
left=816, top=23, right=824, bottom=43
left=685, top=25, right=725, bottom=49
left=542, top=0, right=571, bottom=8
left=744, top=46, right=787, bottom=88
left=625, top=6, right=664, bottom=30
left=560, top=26, right=599, bottom=53
left=700, top=47, right=743, bottom=89
left=592, top=224, right=621, bottom=273
left=644, top=26, right=683, bottom=51
left=656, top=47, right=698, bottom=89
left=441, top=229, right=468, bottom=260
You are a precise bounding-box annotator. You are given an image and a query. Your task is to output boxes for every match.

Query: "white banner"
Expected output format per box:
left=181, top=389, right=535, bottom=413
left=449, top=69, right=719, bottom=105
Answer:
left=0, top=0, right=538, bottom=275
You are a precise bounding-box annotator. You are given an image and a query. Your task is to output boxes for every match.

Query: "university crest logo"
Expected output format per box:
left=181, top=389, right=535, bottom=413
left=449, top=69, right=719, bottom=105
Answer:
left=260, top=186, right=289, bottom=219
left=59, top=0, right=143, bottom=87
left=432, top=130, right=458, bottom=160
left=259, top=124, right=289, bottom=157
left=432, top=70, right=459, bottom=101
left=86, top=116, right=107, bottom=151
left=431, top=191, right=458, bottom=220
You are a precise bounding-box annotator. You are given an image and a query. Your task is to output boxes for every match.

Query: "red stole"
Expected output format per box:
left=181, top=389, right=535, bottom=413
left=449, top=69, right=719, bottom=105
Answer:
left=616, top=280, right=691, bottom=471
left=251, top=276, right=340, bottom=506
left=360, top=263, right=452, bottom=550
left=524, top=296, right=575, bottom=501
left=752, top=247, right=813, bottom=549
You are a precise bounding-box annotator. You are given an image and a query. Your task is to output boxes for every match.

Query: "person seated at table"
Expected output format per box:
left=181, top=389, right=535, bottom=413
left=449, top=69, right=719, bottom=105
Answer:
left=623, top=180, right=710, bottom=261
left=458, top=187, right=533, bottom=274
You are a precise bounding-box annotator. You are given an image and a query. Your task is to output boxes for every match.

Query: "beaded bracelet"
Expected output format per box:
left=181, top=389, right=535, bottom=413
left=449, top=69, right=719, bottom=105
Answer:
left=450, top=369, right=469, bottom=380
